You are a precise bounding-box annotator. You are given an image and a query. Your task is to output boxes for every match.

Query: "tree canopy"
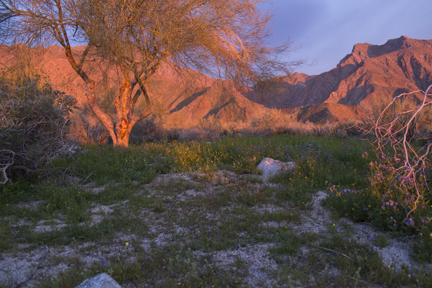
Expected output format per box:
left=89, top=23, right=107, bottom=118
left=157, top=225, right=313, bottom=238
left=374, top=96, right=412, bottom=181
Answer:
left=0, top=0, right=296, bottom=146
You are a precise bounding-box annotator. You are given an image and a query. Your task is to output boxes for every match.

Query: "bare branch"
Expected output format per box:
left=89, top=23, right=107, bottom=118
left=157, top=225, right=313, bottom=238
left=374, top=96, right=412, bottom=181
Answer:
left=14, top=246, right=49, bottom=288
left=369, top=84, right=432, bottom=223
left=311, top=245, right=353, bottom=261
left=0, top=149, right=14, bottom=184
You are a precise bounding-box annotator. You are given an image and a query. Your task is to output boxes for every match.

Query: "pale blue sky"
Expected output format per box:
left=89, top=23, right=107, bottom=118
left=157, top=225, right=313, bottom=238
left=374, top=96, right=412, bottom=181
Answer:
left=265, top=0, right=432, bottom=75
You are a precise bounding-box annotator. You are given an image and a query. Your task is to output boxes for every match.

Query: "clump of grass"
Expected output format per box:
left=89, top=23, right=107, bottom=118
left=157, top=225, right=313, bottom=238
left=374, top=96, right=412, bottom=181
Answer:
left=269, top=227, right=305, bottom=257
left=153, top=199, right=165, bottom=213
left=372, top=234, right=391, bottom=248
left=262, top=210, right=301, bottom=224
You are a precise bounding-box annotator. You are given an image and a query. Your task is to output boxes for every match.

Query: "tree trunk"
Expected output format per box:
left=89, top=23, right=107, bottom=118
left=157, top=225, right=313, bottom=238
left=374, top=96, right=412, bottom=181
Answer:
left=85, top=81, right=119, bottom=146
left=114, top=118, right=132, bottom=147
left=112, top=78, right=132, bottom=147
left=87, top=77, right=151, bottom=148
left=62, top=47, right=152, bottom=148
left=62, top=47, right=121, bottom=146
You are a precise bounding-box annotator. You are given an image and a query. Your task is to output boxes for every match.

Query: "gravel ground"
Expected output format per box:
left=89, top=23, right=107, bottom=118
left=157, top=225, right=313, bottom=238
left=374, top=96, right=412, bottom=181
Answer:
left=1, top=172, right=431, bottom=287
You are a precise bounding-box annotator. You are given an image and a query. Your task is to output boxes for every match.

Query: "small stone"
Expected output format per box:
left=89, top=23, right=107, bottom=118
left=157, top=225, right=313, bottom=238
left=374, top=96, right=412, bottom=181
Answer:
left=257, top=157, right=295, bottom=181
left=75, top=273, right=122, bottom=288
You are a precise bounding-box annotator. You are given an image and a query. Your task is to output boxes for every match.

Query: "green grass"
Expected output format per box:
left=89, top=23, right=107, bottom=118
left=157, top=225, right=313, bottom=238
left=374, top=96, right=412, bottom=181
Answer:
left=1, top=134, right=431, bottom=287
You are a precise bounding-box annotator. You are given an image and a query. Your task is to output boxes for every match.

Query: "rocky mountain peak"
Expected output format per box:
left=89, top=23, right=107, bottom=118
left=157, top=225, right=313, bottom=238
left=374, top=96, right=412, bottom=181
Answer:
left=259, top=36, right=432, bottom=123
left=366, top=35, right=430, bottom=57
left=339, top=36, right=432, bottom=68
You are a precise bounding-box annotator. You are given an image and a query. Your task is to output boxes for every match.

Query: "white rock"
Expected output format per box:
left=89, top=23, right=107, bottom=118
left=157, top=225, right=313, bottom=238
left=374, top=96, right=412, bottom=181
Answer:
left=256, top=157, right=295, bottom=181
left=75, top=273, right=122, bottom=288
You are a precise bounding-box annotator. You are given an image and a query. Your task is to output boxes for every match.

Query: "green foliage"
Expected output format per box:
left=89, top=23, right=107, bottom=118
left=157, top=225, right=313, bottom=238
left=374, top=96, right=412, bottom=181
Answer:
left=0, top=178, right=38, bottom=207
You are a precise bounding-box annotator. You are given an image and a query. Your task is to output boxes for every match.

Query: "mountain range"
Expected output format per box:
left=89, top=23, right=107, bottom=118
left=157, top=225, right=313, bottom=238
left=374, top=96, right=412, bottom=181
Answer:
left=1, top=35, right=431, bottom=128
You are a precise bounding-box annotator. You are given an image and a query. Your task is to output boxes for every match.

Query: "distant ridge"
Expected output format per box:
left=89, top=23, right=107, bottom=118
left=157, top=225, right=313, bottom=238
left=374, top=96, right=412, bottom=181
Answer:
left=249, top=36, right=432, bottom=122
left=1, top=36, right=431, bottom=126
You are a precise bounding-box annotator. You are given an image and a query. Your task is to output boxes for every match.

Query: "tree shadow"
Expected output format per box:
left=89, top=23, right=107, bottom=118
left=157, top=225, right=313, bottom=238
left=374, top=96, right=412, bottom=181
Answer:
left=169, top=88, right=209, bottom=114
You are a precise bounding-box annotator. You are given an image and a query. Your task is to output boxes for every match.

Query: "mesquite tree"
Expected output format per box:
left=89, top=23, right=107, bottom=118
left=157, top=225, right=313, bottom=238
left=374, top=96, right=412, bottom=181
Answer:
left=0, top=0, right=294, bottom=147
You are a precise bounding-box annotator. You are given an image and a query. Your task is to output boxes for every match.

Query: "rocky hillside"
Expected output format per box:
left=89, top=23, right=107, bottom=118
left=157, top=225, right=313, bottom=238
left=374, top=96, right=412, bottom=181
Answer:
left=249, top=36, right=432, bottom=121
left=0, top=44, right=270, bottom=128
left=1, top=36, right=431, bottom=127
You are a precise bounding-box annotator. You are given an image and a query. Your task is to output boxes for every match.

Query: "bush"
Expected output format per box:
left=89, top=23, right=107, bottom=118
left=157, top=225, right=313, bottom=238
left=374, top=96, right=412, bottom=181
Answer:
left=324, top=86, right=432, bottom=240
left=0, top=76, right=79, bottom=183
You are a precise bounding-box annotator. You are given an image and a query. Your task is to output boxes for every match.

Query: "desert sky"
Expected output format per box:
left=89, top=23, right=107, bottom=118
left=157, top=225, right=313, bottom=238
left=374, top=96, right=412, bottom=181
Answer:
left=266, top=0, right=432, bottom=75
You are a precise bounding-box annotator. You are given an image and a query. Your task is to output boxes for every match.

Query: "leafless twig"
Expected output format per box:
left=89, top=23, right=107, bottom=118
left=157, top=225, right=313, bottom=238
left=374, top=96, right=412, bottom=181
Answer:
left=14, top=246, right=49, bottom=288
left=81, top=172, right=94, bottom=185
left=344, top=275, right=369, bottom=285
left=0, top=149, right=15, bottom=184
left=311, top=267, right=369, bottom=285
left=311, top=245, right=353, bottom=261
left=402, top=235, right=419, bottom=241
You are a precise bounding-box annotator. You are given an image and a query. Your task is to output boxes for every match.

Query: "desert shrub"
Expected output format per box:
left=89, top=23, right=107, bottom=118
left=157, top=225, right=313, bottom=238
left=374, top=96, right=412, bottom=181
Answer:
left=68, top=111, right=111, bottom=144
left=129, top=116, right=158, bottom=144
left=178, top=128, right=219, bottom=141
left=0, top=76, right=78, bottom=184
left=324, top=86, right=432, bottom=261
left=369, top=86, right=432, bottom=228
left=249, top=109, right=310, bottom=136
left=312, top=123, right=363, bottom=138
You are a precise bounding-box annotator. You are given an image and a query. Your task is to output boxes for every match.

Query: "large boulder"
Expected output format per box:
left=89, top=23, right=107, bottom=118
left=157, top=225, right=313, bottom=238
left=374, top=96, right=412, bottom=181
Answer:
left=75, top=273, right=122, bottom=288
left=257, top=157, right=295, bottom=181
